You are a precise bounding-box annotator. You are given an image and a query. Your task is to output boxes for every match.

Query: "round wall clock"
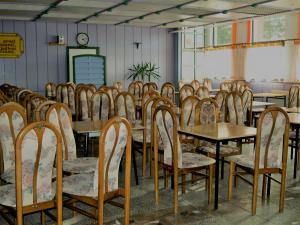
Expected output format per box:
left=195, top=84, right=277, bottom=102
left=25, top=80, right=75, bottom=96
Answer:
left=76, top=32, right=89, bottom=46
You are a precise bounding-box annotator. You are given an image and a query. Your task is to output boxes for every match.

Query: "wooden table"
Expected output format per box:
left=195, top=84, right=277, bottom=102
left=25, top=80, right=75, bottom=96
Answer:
left=253, top=92, right=287, bottom=106
left=252, top=101, right=275, bottom=108
left=282, top=107, right=300, bottom=113
left=178, top=122, right=257, bottom=210
left=288, top=113, right=300, bottom=178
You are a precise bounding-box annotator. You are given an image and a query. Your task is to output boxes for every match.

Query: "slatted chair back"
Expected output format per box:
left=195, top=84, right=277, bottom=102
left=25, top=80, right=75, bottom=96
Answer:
left=215, top=90, right=227, bottom=122
left=128, top=81, right=143, bottom=100
left=45, top=82, right=56, bottom=99
left=75, top=85, right=95, bottom=121
left=15, top=121, right=62, bottom=225
left=0, top=102, right=27, bottom=175
left=46, top=103, right=76, bottom=160
left=191, top=80, right=201, bottom=91
left=143, top=82, right=158, bottom=95
left=195, top=86, right=210, bottom=100
left=91, top=91, right=111, bottom=121
left=179, top=84, right=194, bottom=105
left=115, top=92, right=136, bottom=124
left=34, top=100, right=56, bottom=121
left=225, top=91, right=244, bottom=125
left=288, top=85, right=300, bottom=108
left=96, top=116, right=132, bottom=225
left=242, top=89, right=253, bottom=125
left=195, top=98, right=219, bottom=125
left=161, top=82, right=175, bottom=103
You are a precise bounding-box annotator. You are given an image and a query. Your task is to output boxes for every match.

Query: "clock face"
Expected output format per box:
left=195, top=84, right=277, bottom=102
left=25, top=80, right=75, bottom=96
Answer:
left=77, top=33, right=89, bottom=46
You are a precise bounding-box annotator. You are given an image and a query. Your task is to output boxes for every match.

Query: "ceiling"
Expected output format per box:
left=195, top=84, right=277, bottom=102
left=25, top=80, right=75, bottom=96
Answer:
left=0, top=0, right=299, bottom=28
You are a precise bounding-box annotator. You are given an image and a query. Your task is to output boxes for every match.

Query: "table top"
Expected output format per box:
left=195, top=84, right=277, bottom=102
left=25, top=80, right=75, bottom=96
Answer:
left=178, top=122, right=257, bottom=141
left=288, top=113, right=300, bottom=125
left=252, top=101, right=275, bottom=108
left=72, top=120, right=144, bottom=133
left=282, top=107, right=300, bottom=113
left=253, top=92, right=288, bottom=98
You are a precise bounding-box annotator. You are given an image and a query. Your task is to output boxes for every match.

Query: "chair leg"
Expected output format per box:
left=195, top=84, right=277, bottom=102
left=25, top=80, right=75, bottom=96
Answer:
left=154, top=148, right=159, bottom=204
left=234, top=166, right=238, bottom=188
left=228, top=161, right=234, bottom=200
left=124, top=193, right=130, bottom=225
left=98, top=200, right=104, bottom=225
left=267, top=174, right=271, bottom=198
left=208, top=164, right=213, bottom=205
left=142, top=143, right=147, bottom=177
left=279, top=171, right=287, bottom=213
left=262, top=174, right=267, bottom=200
left=181, top=174, right=186, bottom=194
left=252, top=172, right=259, bottom=216
left=41, top=211, right=46, bottom=225
left=173, top=171, right=179, bottom=214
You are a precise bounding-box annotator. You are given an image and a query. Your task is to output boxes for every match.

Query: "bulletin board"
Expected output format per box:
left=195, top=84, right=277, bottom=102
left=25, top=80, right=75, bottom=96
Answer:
left=67, top=46, right=99, bottom=83
left=0, top=33, right=24, bottom=58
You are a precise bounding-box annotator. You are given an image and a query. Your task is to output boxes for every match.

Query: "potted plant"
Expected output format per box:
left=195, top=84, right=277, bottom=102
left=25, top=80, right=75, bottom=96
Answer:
left=128, top=62, right=160, bottom=82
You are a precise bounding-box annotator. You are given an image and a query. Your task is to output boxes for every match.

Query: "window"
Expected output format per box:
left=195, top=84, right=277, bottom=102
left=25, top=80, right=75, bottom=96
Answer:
left=183, top=29, right=195, bottom=49
left=195, top=27, right=204, bottom=48
left=215, top=24, right=232, bottom=46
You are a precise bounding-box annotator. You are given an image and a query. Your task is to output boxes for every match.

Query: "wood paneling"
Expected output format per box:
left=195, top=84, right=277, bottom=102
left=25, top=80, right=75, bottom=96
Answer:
left=0, top=20, right=175, bottom=92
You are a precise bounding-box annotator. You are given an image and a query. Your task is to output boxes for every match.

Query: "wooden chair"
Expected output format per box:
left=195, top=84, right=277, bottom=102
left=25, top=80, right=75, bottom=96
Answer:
left=239, top=84, right=251, bottom=94
left=45, top=82, right=56, bottom=100
left=34, top=100, right=56, bottom=121
left=0, top=94, right=8, bottom=106
left=113, top=80, right=123, bottom=91
left=215, top=90, right=227, bottom=122
left=26, top=94, right=48, bottom=122
left=227, top=107, right=290, bottom=215
left=0, top=121, right=63, bottom=225
left=195, top=86, right=210, bottom=100
left=128, top=81, right=143, bottom=101
left=0, top=103, right=27, bottom=184
left=178, top=80, right=185, bottom=90
left=75, top=85, right=95, bottom=121
left=63, top=117, right=132, bottom=225
left=203, top=78, right=212, bottom=91
left=142, top=82, right=158, bottom=95
left=220, top=82, right=232, bottom=92
left=288, top=85, right=300, bottom=108
left=46, top=103, right=98, bottom=174
left=225, top=91, right=244, bottom=125
left=115, top=92, right=137, bottom=124
left=191, top=79, right=200, bottom=91
left=91, top=91, right=111, bottom=121
left=161, top=82, right=175, bottom=103
left=179, top=84, right=194, bottom=105
left=242, top=89, right=253, bottom=126
left=98, top=86, right=118, bottom=116
left=141, top=90, right=160, bottom=106
left=0, top=84, right=18, bottom=101
left=87, top=83, right=97, bottom=92
left=17, top=89, right=32, bottom=106
left=153, top=105, right=215, bottom=214
left=56, top=84, right=76, bottom=115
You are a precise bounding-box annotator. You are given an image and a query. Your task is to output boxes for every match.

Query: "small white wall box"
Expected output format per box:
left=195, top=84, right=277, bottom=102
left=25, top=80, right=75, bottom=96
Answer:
left=57, top=35, right=65, bottom=44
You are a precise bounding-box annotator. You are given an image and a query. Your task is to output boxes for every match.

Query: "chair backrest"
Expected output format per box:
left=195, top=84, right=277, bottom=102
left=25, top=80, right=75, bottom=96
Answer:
left=26, top=94, right=48, bottom=122
left=18, top=90, right=32, bottom=106
left=161, top=82, right=175, bottom=103
left=178, top=81, right=185, bottom=90
left=195, top=98, right=219, bottom=125
left=288, top=85, right=300, bottom=108
left=203, top=78, right=212, bottom=91
left=242, top=89, right=253, bottom=125
left=180, top=95, right=201, bottom=130
left=56, top=84, right=76, bottom=115
left=151, top=97, right=174, bottom=115
left=0, top=94, right=8, bottom=106
left=220, top=82, right=232, bottom=92
left=91, top=91, right=111, bottom=121
left=75, top=85, right=95, bottom=121
left=226, top=91, right=244, bottom=125
left=98, top=86, right=118, bottom=116
left=56, top=84, right=63, bottom=103
left=46, top=103, right=77, bottom=160
left=143, top=96, right=159, bottom=130
left=113, top=81, right=123, bottom=91
left=143, top=82, right=158, bottom=95
left=239, top=84, right=250, bottom=94
left=128, top=81, right=143, bottom=100
left=153, top=105, right=182, bottom=168
left=255, top=107, right=289, bottom=170
left=15, top=121, right=62, bottom=207
left=0, top=84, right=18, bottom=101
left=195, top=86, right=210, bottom=100
left=45, top=82, right=56, bottom=99
left=115, top=92, right=136, bottom=124
left=0, top=102, right=27, bottom=174
left=141, top=90, right=160, bottom=106
left=87, top=83, right=97, bottom=92
left=35, top=100, right=56, bottom=121
left=191, top=80, right=200, bottom=91
left=95, top=116, right=131, bottom=199
left=215, top=90, right=227, bottom=122
left=179, top=84, right=194, bottom=105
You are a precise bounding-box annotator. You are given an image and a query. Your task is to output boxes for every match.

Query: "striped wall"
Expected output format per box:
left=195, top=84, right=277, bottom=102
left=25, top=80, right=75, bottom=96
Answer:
left=0, top=20, right=175, bottom=92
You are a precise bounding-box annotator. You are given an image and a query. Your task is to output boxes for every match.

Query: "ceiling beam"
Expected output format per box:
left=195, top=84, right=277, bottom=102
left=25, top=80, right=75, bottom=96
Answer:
left=151, top=0, right=277, bottom=28
left=114, top=0, right=201, bottom=26
left=32, top=0, right=65, bottom=21
left=75, top=0, right=132, bottom=24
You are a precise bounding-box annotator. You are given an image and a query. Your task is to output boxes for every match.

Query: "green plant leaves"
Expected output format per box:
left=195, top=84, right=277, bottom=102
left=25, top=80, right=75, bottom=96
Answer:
left=127, top=62, right=161, bottom=81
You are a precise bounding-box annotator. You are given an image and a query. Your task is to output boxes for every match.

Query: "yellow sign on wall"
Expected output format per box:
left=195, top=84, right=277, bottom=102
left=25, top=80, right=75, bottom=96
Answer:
left=0, top=33, right=24, bottom=58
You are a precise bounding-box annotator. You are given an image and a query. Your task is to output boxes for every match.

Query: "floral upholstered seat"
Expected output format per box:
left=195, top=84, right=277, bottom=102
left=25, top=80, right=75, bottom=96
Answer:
left=46, top=103, right=97, bottom=174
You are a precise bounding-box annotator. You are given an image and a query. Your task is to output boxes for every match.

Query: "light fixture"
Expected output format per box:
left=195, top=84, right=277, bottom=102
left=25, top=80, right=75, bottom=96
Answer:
left=134, top=42, right=142, bottom=49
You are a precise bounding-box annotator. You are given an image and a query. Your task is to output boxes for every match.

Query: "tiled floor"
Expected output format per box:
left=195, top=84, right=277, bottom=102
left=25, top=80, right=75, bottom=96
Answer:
left=1, top=144, right=300, bottom=225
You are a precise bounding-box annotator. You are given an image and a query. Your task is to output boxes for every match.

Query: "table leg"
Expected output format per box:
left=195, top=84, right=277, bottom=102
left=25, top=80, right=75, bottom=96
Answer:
left=214, top=141, right=220, bottom=210
left=293, top=126, right=299, bottom=179
left=85, top=133, right=89, bottom=157
left=283, top=96, right=286, bottom=107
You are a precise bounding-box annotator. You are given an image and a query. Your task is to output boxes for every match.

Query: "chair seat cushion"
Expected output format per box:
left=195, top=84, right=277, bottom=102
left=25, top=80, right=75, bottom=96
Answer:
left=198, top=143, right=240, bottom=156
left=63, top=157, right=98, bottom=174
left=0, top=183, right=56, bottom=207
left=63, top=173, right=96, bottom=198
left=226, top=154, right=259, bottom=169
left=165, top=152, right=215, bottom=169
left=1, top=168, right=57, bottom=184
